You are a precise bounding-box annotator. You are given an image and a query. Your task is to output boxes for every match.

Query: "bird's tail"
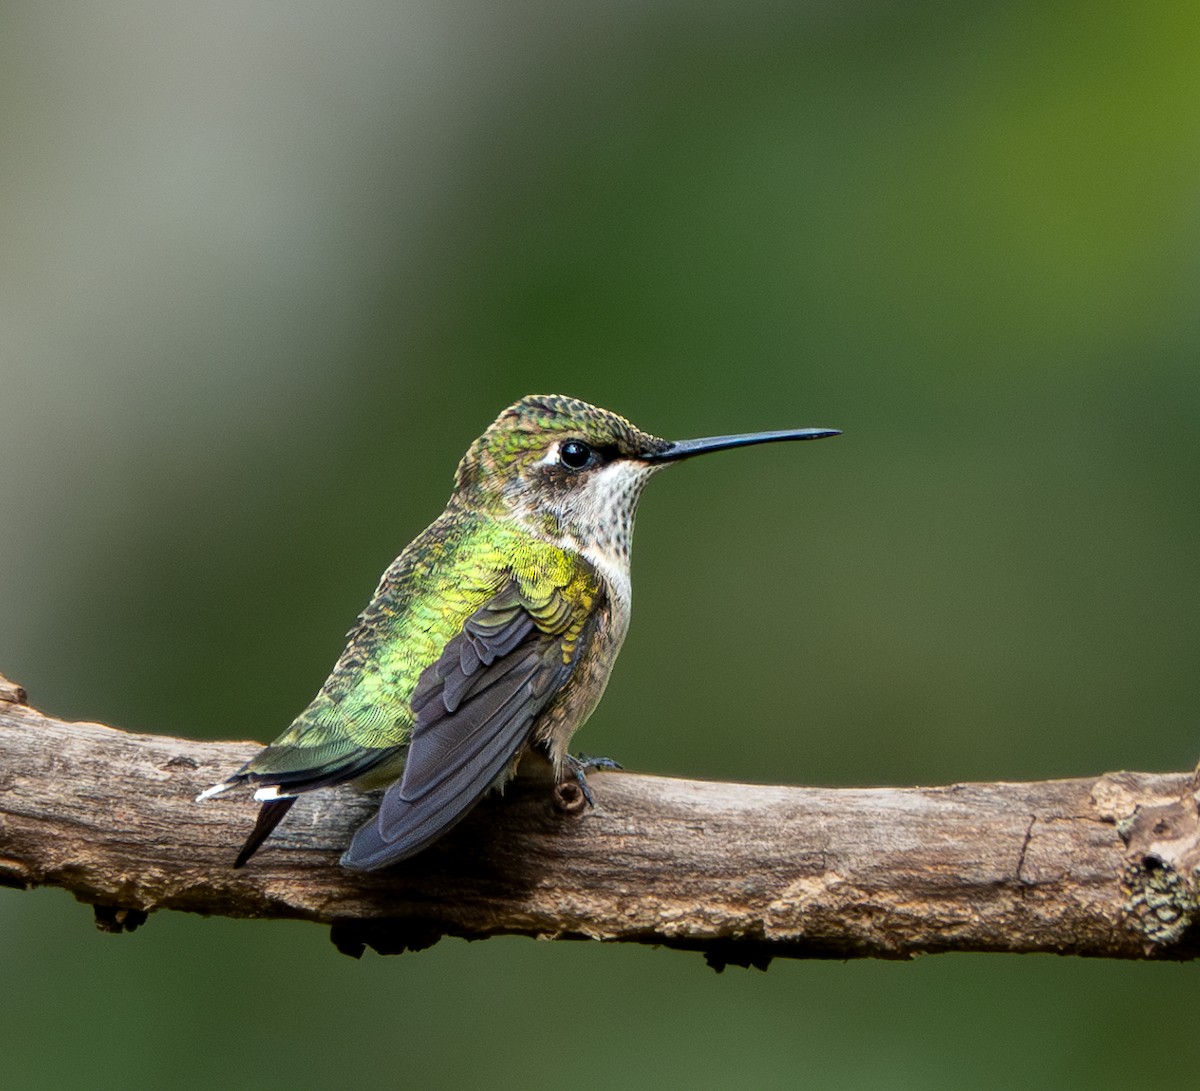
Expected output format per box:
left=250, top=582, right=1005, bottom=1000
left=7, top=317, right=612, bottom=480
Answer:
left=233, top=797, right=299, bottom=869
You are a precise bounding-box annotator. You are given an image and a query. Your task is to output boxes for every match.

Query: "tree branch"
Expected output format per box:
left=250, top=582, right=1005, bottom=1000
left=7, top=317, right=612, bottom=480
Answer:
left=2, top=672, right=1199, bottom=968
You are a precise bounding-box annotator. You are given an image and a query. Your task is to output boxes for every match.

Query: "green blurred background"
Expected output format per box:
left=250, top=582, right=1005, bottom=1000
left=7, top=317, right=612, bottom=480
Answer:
left=3, top=1, right=1199, bottom=1087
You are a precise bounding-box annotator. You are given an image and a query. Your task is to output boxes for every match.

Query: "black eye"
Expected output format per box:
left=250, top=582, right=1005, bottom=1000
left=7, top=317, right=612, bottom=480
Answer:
left=559, top=440, right=593, bottom=470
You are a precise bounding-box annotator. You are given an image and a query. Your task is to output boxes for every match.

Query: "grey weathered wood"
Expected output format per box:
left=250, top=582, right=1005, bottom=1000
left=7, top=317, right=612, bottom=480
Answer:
left=1, top=672, right=1198, bottom=966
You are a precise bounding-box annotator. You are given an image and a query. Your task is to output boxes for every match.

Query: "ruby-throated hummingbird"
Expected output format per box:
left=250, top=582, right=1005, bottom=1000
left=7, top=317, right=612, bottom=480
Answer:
left=198, top=395, right=839, bottom=870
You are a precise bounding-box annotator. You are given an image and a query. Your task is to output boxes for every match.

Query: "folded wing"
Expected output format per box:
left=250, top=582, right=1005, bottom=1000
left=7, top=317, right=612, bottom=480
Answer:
left=340, top=577, right=594, bottom=870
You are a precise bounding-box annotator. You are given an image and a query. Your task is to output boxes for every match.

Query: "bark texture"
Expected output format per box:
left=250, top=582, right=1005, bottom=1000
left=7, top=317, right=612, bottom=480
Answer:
left=2, top=672, right=1199, bottom=967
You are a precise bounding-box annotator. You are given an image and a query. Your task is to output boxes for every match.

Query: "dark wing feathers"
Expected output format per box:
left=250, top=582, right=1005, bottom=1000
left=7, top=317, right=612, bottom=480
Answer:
left=415, top=593, right=536, bottom=717
left=340, top=578, right=582, bottom=871
left=368, top=669, right=548, bottom=863
left=401, top=647, right=541, bottom=800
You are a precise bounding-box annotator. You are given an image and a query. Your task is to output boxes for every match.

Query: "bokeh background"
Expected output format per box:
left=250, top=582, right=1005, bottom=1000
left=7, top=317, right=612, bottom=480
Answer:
left=3, top=2, right=1199, bottom=1087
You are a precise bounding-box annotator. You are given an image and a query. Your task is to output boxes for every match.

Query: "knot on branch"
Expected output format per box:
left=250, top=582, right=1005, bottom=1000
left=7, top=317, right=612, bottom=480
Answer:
left=553, top=778, right=588, bottom=814
left=1110, top=780, right=1200, bottom=948
left=1122, top=855, right=1199, bottom=946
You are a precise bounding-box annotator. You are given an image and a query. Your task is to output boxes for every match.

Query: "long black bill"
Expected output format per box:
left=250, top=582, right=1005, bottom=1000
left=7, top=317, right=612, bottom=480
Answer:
left=641, top=427, right=841, bottom=463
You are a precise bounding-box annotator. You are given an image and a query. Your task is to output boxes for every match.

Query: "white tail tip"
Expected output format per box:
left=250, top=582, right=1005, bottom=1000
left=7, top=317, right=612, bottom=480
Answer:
left=253, top=785, right=295, bottom=802
left=195, top=781, right=233, bottom=803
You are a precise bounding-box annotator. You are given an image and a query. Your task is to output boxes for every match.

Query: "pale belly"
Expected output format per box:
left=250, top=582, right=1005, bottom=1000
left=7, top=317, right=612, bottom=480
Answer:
left=532, top=594, right=628, bottom=769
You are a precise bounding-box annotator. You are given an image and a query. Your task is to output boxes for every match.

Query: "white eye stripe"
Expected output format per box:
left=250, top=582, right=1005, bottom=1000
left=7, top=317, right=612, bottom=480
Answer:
left=539, top=441, right=561, bottom=466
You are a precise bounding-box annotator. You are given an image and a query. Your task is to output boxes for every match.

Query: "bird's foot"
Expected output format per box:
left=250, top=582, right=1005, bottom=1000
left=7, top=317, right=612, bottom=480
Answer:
left=562, top=753, right=623, bottom=809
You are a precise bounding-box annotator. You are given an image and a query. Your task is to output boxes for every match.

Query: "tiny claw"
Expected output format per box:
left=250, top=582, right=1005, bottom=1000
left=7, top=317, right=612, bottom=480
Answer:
left=562, top=752, right=623, bottom=809
left=574, top=768, right=596, bottom=809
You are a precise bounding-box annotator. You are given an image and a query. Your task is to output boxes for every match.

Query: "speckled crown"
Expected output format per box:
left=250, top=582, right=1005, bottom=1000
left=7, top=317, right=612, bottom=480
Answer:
left=454, top=395, right=667, bottom=491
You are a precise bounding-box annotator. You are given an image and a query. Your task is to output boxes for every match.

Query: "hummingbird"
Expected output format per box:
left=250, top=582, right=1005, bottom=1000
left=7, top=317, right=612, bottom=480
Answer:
left=198, top=395, right=839, bottom=870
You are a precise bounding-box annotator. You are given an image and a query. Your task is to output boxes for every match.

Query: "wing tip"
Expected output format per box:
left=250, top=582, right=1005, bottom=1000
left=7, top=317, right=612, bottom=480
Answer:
left=339, top=830, right=411, bottom=872
left=339, top=813, right=447, bottom=872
